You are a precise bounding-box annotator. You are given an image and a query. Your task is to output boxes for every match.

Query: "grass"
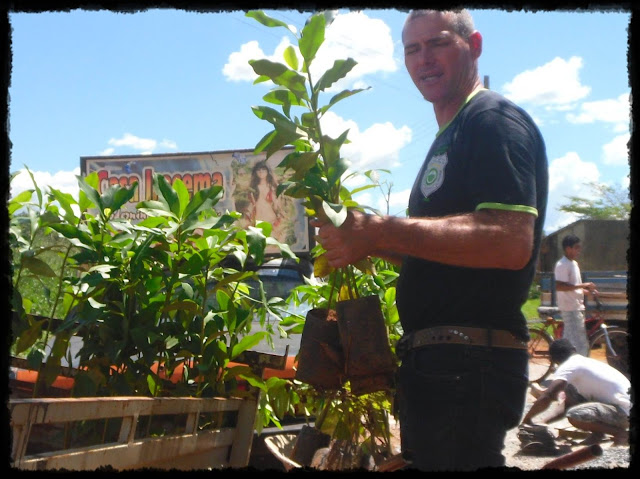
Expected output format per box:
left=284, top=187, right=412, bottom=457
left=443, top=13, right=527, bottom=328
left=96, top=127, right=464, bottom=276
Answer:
left=521, top=297, right=541, bottom=321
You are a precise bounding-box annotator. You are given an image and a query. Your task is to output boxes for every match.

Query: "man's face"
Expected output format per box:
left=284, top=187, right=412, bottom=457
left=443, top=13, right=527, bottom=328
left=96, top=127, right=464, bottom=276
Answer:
left=565, top=243, right=582, bottom=261
left=403, top=13, right=479, bottom=108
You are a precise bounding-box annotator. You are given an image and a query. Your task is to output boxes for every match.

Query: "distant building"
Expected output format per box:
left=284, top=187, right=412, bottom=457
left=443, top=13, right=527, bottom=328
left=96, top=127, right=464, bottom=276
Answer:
left=538, top=219, right=629, bottom=272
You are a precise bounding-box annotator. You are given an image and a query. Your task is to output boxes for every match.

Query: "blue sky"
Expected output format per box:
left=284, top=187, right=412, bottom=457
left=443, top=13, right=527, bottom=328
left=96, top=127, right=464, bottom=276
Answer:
left=8, top=7, right=631, bottom=235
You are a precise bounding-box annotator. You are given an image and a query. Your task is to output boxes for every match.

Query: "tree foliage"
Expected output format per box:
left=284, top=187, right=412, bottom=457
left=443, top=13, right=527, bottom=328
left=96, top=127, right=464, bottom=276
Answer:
left=558, top=181, right=630, bottom=220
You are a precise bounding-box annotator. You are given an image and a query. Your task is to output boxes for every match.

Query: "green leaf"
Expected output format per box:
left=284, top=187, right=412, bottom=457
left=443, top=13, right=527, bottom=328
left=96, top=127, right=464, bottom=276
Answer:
left=146, top=374, right=161, bottom=396
left=319, top=88, right=369, bottom=115
left=262, top=88, right=305, bottom=117
left=322, top=130, right=350, bottom=170
left=136, top=215, right=168, bottom=228
left=283, top=44, right=299, bottom=70
left=172, top=178, right=191, bottom=218
left=163, top=300, right=199, bottom=313
left=25, top=166, right=43, bottom=207
left=181, top=252, right=208, bottom=275
left=249, top=59, right=308, bottom=101
left=300, top=111, right=317, bottom=130
left=246, top=225, right=267, bottom=265
left=48, top=223, right=94, bottom=247
left=321, top=201, right=348, bottom=228
left=231, top=332, right=267, bottom=358
left=88, top=297, right=106, bottom=309
left=251, top=106, right=302, bottom=135
left=349, top=183, right=378, bottom=195
left=155, top=174, right=180, bottom=217
left=254, top=130, right=278, bottom=155
left=47, top=187, right=78, bottom=224
left=246, top=10, right=294, bottom=32
left=8, top=189, right=33, bottom=214
left=102, top=182, right=138, bottom=212
left=40, top=355, right=63, bottom=388
left=279, top=151, right=320, bottom=178
left=266, top=237, right=297, bottom=259
left=77, top=173, right=103, bottom=210
left=211, top=271, right=257, bottom=294
left=181, top=282, right=194, bottom=299
left=15, top=321, right=44, bottom=354
left=21, top=255, right=58, bottom=278
left=253, top=74, right=271, bottom=85
left=299, top=13, right=325, bottom=67
left=254, top=128, right=304, bottom=159
left=183, top=185, right=224, bottom=220
left=136, top=200, right=178, bottom=219
left=315, top=58, right=357, bottom=93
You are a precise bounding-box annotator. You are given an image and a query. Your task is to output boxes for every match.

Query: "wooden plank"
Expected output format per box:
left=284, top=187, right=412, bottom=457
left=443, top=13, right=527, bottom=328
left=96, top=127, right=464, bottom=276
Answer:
left=11, top=395, right=258, bottom=470
left=228, top=398, right=259, bottom=467
left=10, top=396, right=244, bottom=426
left=17, top=429, right=237, bottom=471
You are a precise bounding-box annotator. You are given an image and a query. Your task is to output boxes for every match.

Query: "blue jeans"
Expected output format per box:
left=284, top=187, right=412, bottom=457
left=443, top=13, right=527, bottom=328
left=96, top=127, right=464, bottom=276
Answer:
left=396, top=344, right=529, bottom=471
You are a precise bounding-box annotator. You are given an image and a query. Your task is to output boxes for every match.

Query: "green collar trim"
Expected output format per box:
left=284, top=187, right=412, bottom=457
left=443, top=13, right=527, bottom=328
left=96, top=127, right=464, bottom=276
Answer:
left=436, top=87, right=487, bottom=138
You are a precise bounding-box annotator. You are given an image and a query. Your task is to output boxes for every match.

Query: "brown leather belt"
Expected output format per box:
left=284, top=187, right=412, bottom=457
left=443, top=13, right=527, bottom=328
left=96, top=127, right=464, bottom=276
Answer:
left=398, top=326, right=527, bottom=357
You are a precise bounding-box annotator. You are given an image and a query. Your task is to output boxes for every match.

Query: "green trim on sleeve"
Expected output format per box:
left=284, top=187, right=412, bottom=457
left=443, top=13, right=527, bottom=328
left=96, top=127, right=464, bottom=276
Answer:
left=476, top=202, right=538, bottom=217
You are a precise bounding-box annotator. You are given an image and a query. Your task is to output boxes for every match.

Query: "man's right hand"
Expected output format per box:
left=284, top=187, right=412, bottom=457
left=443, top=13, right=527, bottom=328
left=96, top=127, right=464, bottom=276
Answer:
left=311, top=210, right=376, bottom=268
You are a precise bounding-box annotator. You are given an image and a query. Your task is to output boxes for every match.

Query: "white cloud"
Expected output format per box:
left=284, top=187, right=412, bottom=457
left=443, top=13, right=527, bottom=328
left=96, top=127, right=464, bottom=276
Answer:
left=566, top=93, right=630, bottom=132
left=545, top=151, right=600, bottom=233
left=222, top=39, right=277, bottom=82
left=160, top=139, right=178, bottom=149
left=10, top=167, right=81, bottom=201
left=223, top=11, right=397, bottom=90
left=353, top=185, right=411, bottom=217
left=384, top=188, right=411, bottom=216
left=602, top=133, right=630, bottom=166
left=108, top=133, right=157, bottom=152
left=310, top=11, right=397, bottom=90
left=621, top=175, right=630, bottom=190
left=319, top=111, right=412, bottom=173
left=502, top=56, right=591, bottom=108
left=103, top=133, right=177, bottom=156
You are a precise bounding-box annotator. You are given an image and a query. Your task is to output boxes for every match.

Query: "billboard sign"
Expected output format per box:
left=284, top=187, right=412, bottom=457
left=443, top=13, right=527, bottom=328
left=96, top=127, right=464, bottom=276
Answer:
left=81, top=147, right=311, bottom=255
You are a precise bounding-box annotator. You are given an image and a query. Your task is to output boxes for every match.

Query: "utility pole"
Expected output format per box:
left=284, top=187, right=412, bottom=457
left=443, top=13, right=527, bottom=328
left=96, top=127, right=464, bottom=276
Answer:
left=483, top=75, right=490, bottom=89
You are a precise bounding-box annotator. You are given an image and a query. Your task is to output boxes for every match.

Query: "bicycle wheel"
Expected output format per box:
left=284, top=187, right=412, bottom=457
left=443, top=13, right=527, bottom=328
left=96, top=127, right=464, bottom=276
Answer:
left=527, top=328, right=554, bottom=384
left=589, top=327, right=629, bottom=378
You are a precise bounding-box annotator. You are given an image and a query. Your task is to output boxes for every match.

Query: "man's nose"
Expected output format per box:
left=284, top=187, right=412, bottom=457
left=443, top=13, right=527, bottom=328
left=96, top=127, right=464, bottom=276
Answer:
left=418, top=46, right=436, bottom=65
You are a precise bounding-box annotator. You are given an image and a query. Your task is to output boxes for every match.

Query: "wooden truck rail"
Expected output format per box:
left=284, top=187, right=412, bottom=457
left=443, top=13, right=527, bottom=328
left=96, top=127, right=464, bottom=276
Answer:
left=10, top=395, right=258, bottom=471
left=9, top=349, right=291, bottom=471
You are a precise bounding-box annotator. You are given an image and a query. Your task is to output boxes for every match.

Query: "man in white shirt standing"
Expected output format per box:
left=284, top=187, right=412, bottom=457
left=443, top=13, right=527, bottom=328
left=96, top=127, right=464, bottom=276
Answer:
left=554, top=235, right=598, bottom=357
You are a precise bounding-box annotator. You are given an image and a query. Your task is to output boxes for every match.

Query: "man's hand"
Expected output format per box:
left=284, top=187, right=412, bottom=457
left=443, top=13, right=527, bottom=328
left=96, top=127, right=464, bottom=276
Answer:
left=584, top=281, right=599, bottom=297
left=310, top=210, right=375, bottom=268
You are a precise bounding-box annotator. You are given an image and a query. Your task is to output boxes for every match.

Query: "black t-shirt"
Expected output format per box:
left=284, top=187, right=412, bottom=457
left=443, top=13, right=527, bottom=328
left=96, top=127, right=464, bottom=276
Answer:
left=397, top=89, right=548, bottom=340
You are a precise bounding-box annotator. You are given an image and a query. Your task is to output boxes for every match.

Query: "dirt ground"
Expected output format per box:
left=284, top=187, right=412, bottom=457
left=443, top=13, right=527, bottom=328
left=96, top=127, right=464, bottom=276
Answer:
left=502, top=387, right=632, bottom=470
left=386, top=385, right=632, bottom=471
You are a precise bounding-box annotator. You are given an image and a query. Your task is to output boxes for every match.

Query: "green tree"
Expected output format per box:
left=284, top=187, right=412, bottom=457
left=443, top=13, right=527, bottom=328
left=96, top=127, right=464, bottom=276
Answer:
left=558, top=181, right=630, bottom=220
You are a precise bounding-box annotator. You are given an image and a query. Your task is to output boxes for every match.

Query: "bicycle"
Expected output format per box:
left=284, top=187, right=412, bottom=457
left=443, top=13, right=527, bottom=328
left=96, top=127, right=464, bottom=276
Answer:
left=526, top=297, right=629, bottom=384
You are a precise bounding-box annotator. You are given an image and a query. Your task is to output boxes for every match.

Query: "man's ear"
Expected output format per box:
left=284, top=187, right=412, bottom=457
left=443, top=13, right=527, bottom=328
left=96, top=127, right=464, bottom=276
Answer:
left=469, top=31, right=482, bottom=58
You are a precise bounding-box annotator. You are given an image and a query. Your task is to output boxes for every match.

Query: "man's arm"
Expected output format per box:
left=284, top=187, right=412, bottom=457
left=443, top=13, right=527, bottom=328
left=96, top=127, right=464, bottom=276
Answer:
left=312, top=208, right=535, bottom=270
left=555, top=280, right=598, bottom=296
left=521, top=379, right=567, bottom=425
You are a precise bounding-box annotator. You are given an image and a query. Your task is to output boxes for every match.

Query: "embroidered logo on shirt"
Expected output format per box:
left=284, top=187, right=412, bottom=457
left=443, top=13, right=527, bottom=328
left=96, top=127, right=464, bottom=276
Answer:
left=420, top=153, right=448, bottom=198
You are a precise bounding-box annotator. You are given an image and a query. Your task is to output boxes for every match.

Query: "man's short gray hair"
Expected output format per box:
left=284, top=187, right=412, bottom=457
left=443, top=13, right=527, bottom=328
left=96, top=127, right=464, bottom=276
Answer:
left=403, top=9, right=475, bottom=41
